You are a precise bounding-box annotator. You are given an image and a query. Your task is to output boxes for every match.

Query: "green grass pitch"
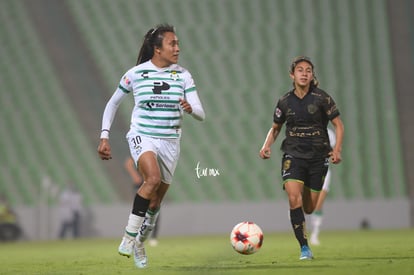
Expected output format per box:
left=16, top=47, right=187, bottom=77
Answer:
left=1, top=229, right=413, bottom=275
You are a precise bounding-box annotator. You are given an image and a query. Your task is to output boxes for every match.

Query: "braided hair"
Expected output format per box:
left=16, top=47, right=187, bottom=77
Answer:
left=136, top=24, right=176, bottom=65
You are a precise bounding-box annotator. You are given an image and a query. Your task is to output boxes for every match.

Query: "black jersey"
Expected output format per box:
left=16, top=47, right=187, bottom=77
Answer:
left=273, top=87, right=340, bottom=159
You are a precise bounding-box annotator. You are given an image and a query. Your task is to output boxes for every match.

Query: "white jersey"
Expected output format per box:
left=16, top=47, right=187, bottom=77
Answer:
left=121, top=61, right=199, bottom=138
left=101, top=60, right=204, bottom=140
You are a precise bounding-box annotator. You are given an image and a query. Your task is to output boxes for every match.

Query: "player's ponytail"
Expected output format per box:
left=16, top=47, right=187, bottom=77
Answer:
left=136, top=28, right=156, bottom=65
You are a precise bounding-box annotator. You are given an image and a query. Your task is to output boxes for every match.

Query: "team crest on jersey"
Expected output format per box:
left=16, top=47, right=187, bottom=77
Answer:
left=307, top=104, right=317, bottom=114
left=170, top=70, right=180, bottom=81
left=122, top=76, right=131, bottom=85
left=283, top=159, right=291, bottom=171
left=134, top=145, right=142, bottom=155
left=275, top=107, right=282, bottom=118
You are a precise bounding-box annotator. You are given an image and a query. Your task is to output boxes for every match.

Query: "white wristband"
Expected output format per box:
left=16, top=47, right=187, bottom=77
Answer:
left=100, top=129, right=109, bottom=139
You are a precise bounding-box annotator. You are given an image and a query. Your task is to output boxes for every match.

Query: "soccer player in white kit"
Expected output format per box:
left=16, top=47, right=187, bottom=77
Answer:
left=310, top=128, right=336, bottom=245
left=97, top=24, right=205, bottom=268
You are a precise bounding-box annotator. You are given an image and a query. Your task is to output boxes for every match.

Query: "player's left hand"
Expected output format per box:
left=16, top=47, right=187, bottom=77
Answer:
left=179, top=98, right=192, bottom=114
left=329, top=150, right=341, bottom=164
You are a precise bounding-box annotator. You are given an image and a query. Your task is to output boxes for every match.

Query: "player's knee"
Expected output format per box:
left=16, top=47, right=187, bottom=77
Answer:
left=288, top=194, right=302, bottom=209
left=303, top=207, right=313, bottom=215
left=144, top=175, right=161, bottom=193
left=149, top=199, right=161, bottom=210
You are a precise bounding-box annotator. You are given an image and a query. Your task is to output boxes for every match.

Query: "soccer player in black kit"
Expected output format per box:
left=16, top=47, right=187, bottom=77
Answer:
left=259, top=56, right=344, bottom=260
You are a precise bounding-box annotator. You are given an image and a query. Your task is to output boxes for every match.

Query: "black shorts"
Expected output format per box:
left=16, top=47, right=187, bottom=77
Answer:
left=280, top=154, right=329, bottom=191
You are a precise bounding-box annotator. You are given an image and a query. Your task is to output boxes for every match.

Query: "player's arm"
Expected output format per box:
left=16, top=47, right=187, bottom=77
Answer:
left=329, top=116, right=344, bottom=164
left=259, top=122, right=283, bottom=159
left=97, top=88, right=128, bottom=160
left=179, top=91, right=205, bottom=121
left=179, top=71, right=205, bottom=121
left=124, top=157, right=142, bottom=184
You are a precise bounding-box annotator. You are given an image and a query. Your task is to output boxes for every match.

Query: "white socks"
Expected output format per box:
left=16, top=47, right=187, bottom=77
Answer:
left=310, top=214, right=323, bottom=245
left=138, top=209, right=160, bottom=243
left=125, top=213, right=145, bottom=236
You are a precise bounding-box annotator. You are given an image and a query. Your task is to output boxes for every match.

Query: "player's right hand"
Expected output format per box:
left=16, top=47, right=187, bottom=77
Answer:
left=259, top=148, right=271, bottom=159
left=98, top=138, right=112, bottom=160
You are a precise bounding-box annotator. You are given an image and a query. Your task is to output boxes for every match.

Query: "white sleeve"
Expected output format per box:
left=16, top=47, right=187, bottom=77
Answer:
left=100, top=88, right=128, bottom=139
left=182, top=70, right=205, bottom=121
left=186, top=91, right=205, bottom=121
left=328, top=128, right=336, bottom=147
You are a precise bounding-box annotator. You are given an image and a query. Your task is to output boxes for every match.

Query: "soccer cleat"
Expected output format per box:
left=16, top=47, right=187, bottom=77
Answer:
left=118, top=233, right=135, bottom=258
left=134, top=241, right=148, bottom=268
left=299, top=245, right=314, bottom=260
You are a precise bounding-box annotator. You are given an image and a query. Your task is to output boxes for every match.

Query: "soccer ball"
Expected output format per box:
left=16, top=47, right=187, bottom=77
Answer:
left=230, top=222, right=263, bottom=255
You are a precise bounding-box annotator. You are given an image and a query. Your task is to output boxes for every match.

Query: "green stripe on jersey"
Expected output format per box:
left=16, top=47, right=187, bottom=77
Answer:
left=185, top=87, right=196, bottom=93
left=141, top=99, right=178, bottom=104
left=138, top=123, right=180, bottom=129
left=134, top=77, right=184, bottom=83
left=139, top=115, right=181, bottom=120
left=140, top=107, right=179, bottom=112
left=118, top=85, right=130, bottom=93
left=137, top=91, right=183, bottom=96
left=138, top=130, right=180, bottom=138
left=134, top=69, right=158, bottom=74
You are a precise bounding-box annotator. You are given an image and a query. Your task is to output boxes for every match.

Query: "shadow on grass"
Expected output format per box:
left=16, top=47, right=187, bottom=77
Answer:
left=332, top=256, right=414, bottom=261
left=162, top=263, right=333, bottom=272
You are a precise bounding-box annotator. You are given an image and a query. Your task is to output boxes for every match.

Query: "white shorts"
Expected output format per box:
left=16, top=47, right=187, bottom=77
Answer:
left=322, top=168, right=332, bottom=191
left=126, top=132, right=180, bottom=184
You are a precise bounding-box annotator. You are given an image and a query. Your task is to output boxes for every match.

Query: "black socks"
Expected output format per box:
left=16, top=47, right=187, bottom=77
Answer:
left=132, top=193, right=150, bottom=217
left=290, top=207, right=308, bottom=247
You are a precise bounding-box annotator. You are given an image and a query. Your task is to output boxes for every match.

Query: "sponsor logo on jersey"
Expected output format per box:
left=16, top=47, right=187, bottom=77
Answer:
left=141, top=71, right=149, bottom=78
left=146, top=101, right=177, bottom=109
left=154, top=103, right=176, bottom=108
left=153, top=81, right=170, bottom=94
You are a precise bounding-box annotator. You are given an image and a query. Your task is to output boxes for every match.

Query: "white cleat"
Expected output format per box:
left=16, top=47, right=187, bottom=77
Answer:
left=118, top=234, right=135, bottom=258
left=134, top=241, right=148, bottom=268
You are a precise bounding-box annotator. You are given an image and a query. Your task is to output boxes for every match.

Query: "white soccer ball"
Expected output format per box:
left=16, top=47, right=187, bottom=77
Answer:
left=230, top=221, right=263, bottom=255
